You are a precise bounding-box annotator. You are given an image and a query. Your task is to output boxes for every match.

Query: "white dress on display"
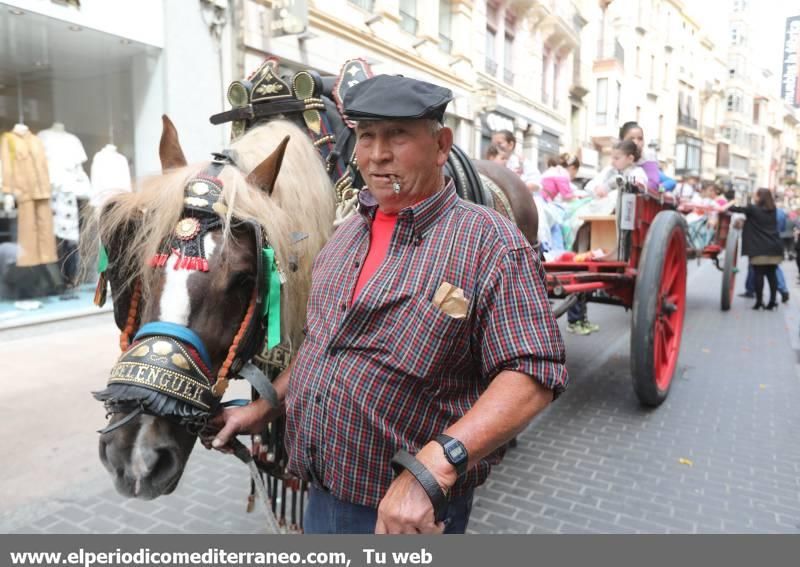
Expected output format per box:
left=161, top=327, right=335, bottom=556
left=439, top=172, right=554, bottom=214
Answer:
left=90, top=144, right=132, bottom=209
left=38, top=123, right=92, bottom=243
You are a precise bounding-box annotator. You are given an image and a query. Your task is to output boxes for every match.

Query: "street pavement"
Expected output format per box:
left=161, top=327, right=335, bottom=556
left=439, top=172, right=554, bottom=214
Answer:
left=2, top=257, right=799, bottom=534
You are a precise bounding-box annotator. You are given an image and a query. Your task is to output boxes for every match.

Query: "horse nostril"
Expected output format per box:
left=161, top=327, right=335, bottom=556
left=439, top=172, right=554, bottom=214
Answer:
left=150, top=448, right=176, bottom=481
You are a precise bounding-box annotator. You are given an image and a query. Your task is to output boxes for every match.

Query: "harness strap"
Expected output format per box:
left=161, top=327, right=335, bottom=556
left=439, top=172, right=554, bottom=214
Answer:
left=97, top=405, right=145, bottom=435
left=237, top=362, right=279, bottom=409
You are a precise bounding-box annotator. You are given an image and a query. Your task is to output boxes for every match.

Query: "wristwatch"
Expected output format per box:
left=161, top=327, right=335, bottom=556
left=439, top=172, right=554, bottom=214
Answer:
left=434, top=434, right=468, bottom=479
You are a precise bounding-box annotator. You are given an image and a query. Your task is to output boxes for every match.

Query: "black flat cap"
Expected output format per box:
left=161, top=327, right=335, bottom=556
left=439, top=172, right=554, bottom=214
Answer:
left=343, top=74, right=453, bottom=123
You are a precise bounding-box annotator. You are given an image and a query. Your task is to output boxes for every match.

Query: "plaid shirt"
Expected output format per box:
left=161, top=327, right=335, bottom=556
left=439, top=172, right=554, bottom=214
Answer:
left=285, top=180, right=567, bottom=509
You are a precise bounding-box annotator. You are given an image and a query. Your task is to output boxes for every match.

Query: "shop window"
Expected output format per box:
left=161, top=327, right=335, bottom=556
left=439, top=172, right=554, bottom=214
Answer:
left=0, top=9, right=144, bottom=312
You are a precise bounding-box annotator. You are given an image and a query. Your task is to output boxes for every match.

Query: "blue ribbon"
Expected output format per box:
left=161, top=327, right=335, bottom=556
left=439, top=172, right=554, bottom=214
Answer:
left=134, top=322, right=212, bottom=369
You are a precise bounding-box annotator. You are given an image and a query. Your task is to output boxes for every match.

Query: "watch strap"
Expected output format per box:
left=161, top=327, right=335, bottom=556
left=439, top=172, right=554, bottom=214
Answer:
left=435, top=434, right=468, bottom=479
left=390, top=449, right=448, bottom=523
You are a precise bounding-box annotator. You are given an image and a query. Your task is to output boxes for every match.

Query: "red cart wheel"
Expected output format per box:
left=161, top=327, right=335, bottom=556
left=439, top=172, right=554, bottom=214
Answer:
left=720, top=228, right=740, bottom=311
left=631, top=211, right=687, bottom=407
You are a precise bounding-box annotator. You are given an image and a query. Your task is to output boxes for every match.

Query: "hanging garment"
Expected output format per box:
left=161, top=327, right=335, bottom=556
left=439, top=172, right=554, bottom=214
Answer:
left=39, top=125, right=89, bottom=243
left=90, top=144, right=132, bottom=209
left=1, top=130, right=58, bottom=267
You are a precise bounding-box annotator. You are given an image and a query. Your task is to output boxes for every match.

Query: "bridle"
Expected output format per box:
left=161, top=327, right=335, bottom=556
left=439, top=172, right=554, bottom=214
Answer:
left=94, top=151, right=282, bottom=436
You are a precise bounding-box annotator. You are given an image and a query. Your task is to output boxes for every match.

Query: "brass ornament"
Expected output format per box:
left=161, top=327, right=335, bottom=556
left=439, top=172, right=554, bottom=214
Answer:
left=171, top=353, right=190, bottom=370
left=191, top=182, right=210, bottom=196
left=174, top=218, right=201, bottom=240
left=211, top=377, right=229, bottom=397
left=130, top=345, right=150, bottom=358
left=152, top=341, right=173, bottom=356
left=184, top=197, right=209, bottom=208
left=303, top=109, right=321, bottom=134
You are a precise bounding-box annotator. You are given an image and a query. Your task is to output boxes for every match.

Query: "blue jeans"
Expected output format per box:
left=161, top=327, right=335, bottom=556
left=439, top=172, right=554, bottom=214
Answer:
left=745, top=264, right=787, bottom=294
left=303, top=486, right=474, bottom=534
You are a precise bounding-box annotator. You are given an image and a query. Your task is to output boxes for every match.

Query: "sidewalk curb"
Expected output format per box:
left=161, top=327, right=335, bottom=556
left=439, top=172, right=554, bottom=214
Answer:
left=0, top=304, right=113, bottom=332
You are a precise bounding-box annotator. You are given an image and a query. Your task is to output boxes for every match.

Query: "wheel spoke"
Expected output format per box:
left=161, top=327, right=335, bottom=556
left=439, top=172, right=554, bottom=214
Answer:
left=662, top=259, right=679, bottom=293
left=662, top=315, right=675, bottom=339
left=653, top=322, right=664, bottom=373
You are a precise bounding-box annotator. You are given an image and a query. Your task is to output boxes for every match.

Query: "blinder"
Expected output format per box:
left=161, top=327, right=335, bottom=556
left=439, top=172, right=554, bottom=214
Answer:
left=95, top=151, right=279, bottom=434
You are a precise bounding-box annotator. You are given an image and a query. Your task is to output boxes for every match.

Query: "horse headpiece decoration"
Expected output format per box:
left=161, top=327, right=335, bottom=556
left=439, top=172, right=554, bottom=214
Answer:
left=93, top=142, right=286, bottom=435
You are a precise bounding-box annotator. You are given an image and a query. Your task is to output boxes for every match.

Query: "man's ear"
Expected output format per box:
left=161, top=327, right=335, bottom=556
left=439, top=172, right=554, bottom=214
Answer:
left=436, top=126, right=453, bottom=167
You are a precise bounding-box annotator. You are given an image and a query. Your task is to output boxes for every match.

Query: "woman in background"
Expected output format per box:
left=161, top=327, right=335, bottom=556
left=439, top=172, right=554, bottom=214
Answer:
left=725, top=188, right=784, bottom=310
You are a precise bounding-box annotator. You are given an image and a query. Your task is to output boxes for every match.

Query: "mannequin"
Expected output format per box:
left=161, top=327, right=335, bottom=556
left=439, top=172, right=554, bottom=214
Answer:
left=39, top=121, right=91, bottom=288
left=1, top=118, right=58, bottom=268
left=90, top=142, right=131, bottom=209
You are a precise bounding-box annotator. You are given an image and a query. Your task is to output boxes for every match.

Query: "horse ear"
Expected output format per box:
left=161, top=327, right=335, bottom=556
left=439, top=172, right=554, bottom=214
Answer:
left=159, top=114, right=187, bottom=171
left=246, top=135, right=290, bottom=195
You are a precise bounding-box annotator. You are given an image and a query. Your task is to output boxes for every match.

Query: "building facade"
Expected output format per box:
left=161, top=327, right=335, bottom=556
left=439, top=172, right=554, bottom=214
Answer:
left=235, top=0, right=591, bottom=171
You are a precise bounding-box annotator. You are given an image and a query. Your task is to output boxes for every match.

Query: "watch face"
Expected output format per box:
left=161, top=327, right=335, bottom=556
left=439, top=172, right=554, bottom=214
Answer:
left=447, top=443, right=466, bottom=462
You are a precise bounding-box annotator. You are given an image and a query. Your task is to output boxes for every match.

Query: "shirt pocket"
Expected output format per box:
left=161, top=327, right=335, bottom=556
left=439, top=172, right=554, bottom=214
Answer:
left=386, top=295, right=469, bottom=379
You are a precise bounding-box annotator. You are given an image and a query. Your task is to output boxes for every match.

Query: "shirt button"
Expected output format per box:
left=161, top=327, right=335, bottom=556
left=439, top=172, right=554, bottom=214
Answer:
left=354, top=260, right=360, bottom=268
left=340, top=302, right=347, bottom=311
left=315, top=394, right=323, bottom=404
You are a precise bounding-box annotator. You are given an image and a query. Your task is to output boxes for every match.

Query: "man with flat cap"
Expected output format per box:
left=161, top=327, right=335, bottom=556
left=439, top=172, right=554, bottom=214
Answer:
left=211, top=74, right=567, bottom=534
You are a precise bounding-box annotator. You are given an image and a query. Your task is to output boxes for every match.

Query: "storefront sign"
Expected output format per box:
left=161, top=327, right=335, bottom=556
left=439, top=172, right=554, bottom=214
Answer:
left=781, top=15, right=800, bottom=108
left=269, top=0, right=308, bottom=37
left=483, top=112, right=515, bottom=134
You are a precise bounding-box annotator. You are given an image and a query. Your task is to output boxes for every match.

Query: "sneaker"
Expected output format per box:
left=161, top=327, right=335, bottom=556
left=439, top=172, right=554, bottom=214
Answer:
left=581, top=320, right=600, bottom=333
left=567, top=322, right=591, bottom=335
left=781, top=291, right=790, bottom=303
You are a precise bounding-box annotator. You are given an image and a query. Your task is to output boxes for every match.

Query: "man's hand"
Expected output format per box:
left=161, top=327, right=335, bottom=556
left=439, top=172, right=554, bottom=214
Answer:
left=374, top=443, right=457, bottom=534
left=201, top=398, right=275, bottom=453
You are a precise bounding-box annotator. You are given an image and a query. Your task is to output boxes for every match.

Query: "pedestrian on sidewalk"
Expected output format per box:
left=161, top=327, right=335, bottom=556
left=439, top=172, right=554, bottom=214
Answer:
left=207, top=75, right=568, bottom=534
left=740, top=264, right=790, bottom=303
left=726, top=188, right=784, bottom=310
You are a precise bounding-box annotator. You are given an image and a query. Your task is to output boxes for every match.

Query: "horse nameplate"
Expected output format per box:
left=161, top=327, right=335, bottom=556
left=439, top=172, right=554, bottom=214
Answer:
left=109, top=362, right=212, bottom=410
left=256, top=343, right=292, bottom=371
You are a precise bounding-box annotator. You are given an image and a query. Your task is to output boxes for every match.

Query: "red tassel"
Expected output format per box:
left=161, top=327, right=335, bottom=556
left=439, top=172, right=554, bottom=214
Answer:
left=149, top=253, right=169, bottom=268
left=200, top=258, right=209, bottom=272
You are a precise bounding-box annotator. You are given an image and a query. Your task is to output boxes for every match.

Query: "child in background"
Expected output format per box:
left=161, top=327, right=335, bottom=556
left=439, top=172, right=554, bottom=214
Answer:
left=540, top=157, right=576, bottom=202
left=485, top=144, right=507, bottom=166
left=585, top=139, right=648, bottom=198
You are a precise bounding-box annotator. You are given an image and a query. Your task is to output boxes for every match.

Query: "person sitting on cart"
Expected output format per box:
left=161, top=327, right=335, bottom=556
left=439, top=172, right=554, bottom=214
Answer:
left=584, top=139, right=648, bottom=198
left=207, top=74, right=569, bottom=534
left=681, top=182, right=720, bottom=250
left=619, top=121, right=675, bottom=192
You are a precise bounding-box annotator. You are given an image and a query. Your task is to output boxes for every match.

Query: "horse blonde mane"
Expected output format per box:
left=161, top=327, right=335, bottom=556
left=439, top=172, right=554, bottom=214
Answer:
left=92, top=120, right=335, bottom=349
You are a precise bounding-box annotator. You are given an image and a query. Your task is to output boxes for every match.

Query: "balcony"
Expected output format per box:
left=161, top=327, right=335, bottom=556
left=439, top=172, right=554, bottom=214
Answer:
left=594, top=38, right=624, bottom=72
left=678, top=113, right=698, bottom=130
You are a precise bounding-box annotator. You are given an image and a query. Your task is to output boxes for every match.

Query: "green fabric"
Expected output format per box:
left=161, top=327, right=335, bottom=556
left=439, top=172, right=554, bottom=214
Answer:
left=262, top=247, right=282, bottom=350
left=97, top=244, right=109, bottom=273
